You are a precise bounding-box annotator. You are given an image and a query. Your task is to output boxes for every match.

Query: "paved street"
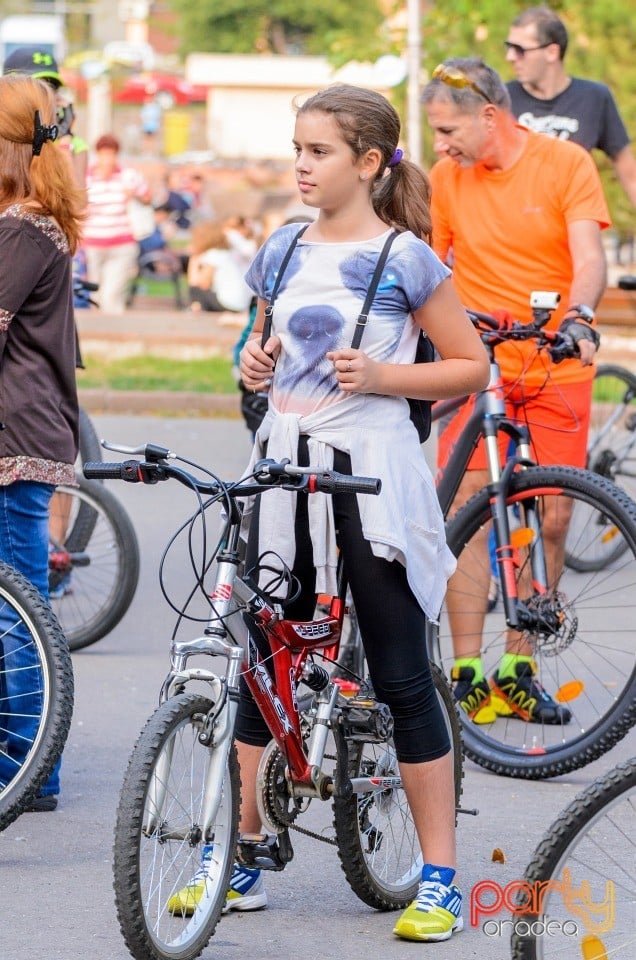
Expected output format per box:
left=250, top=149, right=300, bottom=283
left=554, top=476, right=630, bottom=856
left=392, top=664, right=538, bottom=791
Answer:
left=0, top=413, right=633, bottom=960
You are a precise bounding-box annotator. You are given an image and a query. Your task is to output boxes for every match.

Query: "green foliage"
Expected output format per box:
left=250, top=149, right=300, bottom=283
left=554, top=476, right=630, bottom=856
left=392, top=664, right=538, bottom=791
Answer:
left=165, top=0, right=386, bottom=60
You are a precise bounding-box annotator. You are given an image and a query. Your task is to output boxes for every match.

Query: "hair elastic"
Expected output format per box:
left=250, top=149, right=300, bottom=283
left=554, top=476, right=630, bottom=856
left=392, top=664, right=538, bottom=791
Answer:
left=32, top=110, right=58, bottom=156
left=387, top=148, right=403, bottom=168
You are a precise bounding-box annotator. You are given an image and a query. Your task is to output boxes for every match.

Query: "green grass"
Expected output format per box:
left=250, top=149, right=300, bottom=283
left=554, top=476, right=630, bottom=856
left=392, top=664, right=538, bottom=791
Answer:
left=78, top=354, right=235, bottom=393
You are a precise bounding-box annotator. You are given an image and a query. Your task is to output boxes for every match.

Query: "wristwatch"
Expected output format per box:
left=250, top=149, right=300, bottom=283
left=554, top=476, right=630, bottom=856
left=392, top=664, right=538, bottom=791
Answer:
left=566, top=304, right=595, bottom=324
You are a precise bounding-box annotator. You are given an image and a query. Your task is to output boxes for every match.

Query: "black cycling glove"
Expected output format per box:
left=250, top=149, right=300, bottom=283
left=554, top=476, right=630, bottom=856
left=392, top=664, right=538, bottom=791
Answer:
left=558, top=317, right=601, bottom=351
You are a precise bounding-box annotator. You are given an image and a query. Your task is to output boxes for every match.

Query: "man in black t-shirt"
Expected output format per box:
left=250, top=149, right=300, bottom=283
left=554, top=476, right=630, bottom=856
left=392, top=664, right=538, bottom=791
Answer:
left=505, top=6, right=636, bottom=207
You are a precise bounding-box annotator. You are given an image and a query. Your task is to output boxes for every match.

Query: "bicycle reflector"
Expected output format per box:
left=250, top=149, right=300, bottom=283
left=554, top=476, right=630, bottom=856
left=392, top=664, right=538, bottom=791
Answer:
left=510, top=527, right=534, bottom=548
left=555, top=680, right=585, bottom=703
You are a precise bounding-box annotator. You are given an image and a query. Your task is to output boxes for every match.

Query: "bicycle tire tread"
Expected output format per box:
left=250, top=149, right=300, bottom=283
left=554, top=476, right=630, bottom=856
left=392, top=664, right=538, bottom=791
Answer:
left=332, top=665, right=463, bottom=910
left=444, top=465, right=636, bottom=779
left=113, top=693, right=238, bottom=960
left=511, top=758, right=636, bottom=960
left=0, top=564, right=74, bottom=831
left=56, top=477, right=140, bottom=651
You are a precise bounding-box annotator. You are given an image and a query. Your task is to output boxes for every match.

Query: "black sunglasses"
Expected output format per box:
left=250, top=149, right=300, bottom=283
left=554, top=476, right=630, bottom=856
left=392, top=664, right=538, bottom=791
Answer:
left=504, top=41, right=553, bottom=57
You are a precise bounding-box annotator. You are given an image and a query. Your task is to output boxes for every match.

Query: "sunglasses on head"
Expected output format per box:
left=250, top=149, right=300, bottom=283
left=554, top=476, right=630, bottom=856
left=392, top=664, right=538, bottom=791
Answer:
left=504, top=41, right=553, bottom=57
left=431, top=64, right=491, bottom=103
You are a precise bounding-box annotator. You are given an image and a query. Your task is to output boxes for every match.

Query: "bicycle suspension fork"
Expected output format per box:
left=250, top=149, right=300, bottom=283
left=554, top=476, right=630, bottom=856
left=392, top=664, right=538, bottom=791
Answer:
left=145, top=513, right=247, bottom=840
left=484, top=416, right=549, bottom=630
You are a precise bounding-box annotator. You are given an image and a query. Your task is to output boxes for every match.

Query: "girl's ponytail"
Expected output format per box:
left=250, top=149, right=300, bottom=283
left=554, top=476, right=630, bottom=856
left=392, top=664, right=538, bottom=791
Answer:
left=373, top=158, right=433, bottom=244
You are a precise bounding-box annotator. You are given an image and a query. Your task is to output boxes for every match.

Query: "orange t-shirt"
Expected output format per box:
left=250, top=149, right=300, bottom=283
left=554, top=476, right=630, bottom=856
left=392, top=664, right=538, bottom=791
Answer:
left=429, top=129, right=610, bottom=386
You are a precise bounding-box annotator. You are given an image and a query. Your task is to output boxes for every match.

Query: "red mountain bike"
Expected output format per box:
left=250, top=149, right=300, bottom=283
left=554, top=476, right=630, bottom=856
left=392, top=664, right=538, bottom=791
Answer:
left=85, top=446, right=464, bottom=960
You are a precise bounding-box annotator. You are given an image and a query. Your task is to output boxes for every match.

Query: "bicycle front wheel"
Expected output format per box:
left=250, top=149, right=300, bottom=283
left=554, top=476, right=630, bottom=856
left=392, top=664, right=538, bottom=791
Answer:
left=113, top=693, right=239, bottom=960
left=49, top=476, right=140, bottom=651
left=433, top=466, right=636, bottom=779
left=0, top=562, right=74, bottom=831
left=511, top=757, right=636, bottom=959
left=565, top=365, right=636, bottom=571
left=332, top=664, right=462, bottom=910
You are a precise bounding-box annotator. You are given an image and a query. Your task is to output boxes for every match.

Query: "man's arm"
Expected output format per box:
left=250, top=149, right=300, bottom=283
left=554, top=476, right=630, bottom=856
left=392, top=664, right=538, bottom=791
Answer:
left=567, top=219, right=607, bottom=310
left=612, top=145, right=636, bottom=207
left=564, top=219, right=607, bottom=365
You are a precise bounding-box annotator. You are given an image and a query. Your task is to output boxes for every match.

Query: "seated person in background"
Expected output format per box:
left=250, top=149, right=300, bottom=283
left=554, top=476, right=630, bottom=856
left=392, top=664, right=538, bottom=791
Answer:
left=187, top=220, right=252, bottom=313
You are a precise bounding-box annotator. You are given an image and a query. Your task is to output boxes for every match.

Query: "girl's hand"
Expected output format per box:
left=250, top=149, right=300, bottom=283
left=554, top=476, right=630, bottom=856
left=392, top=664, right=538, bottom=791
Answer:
left=240, top=335, right=280, bottom=392
left=327, top=349, right=378, bottom=394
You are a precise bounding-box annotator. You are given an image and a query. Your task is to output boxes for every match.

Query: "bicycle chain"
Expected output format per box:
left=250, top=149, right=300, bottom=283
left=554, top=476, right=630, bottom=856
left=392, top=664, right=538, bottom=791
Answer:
left=289, top=820, right=337, bottom=846
left=289, top=751, right=339, bottom=846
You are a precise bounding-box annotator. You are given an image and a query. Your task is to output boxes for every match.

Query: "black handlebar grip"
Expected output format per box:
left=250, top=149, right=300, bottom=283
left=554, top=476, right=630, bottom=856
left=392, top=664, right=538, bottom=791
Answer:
left=83, top=460, right=141, bottom=481
left=313, top=473, right=381, bottom=495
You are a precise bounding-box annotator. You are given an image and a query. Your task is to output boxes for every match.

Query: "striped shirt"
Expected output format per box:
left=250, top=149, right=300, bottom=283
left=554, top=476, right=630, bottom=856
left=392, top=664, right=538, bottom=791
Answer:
left=84, top=165, right=149, bottom=248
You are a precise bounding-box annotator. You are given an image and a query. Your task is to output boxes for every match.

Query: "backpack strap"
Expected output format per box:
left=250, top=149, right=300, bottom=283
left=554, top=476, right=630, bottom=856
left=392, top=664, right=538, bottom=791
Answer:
left=260, top=224, right=310, bottom=349
left=350, top=230, right=400, bottom=350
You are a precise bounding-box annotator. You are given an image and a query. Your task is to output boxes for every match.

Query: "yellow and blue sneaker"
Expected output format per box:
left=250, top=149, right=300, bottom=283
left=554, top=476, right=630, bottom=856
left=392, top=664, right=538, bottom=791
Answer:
left=393, top=864, right=463, bottom=942
left=222, top=863, right=268, bottom=914
left=167, top=847, right=267, bottom=917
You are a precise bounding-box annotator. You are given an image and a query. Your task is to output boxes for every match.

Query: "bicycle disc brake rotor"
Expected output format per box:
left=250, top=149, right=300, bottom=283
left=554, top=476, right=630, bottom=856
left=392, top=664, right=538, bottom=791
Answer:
left=256, top=740, right=301, bottom=833
left=523, top=591, right=577, bottom=656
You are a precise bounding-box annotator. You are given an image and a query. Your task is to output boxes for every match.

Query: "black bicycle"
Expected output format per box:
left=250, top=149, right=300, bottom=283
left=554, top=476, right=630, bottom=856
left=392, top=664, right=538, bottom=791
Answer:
left=336, top=297, right=636, bottom=779
left=565, top=276, right=636, bottom=571
left=48, top=473, right=140, bottom=651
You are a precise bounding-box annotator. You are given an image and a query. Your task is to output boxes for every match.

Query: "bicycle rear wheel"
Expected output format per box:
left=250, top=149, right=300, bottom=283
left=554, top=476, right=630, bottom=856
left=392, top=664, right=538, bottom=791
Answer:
left=432, top=466, right=636, bottom=779
left=113, top=693, right=239, bottom=960
left=511, top=757, right=636, bottom=959
left=78, top=405, right=103, bottom=469
left=332, top=664, right=462, bottom=910
left=0, top=562, right=74, bottom=831
left=49, top=476, right=140, bottom=651
left=565, top=365, right=636, bottom=571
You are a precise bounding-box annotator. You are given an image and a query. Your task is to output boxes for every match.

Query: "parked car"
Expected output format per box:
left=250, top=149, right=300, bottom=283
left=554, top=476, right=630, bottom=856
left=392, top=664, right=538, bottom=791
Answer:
left=113, top=72, right=208, bottom=108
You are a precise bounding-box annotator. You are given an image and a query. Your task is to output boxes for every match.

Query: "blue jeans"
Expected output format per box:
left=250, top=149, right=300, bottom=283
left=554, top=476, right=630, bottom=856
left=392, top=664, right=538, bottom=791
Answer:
left=0, top=481, right=60, bottom=796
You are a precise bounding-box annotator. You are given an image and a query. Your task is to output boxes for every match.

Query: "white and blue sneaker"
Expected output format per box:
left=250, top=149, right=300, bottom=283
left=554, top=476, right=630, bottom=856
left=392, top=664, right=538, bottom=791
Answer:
left=393, top=863, right=463, bottom=942
left=167, top=848, right=268, bottom=917
left=222, top=863, right=268, bottom=914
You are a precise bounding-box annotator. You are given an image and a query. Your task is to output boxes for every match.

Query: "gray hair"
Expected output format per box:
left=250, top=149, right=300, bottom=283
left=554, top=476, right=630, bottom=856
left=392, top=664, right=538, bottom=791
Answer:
left=421, top=58, right=511, bottom=112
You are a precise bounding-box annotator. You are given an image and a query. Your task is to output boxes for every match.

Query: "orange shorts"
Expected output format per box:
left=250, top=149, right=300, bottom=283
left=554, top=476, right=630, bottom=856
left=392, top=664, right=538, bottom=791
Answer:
left=437, top=377, right=593, bottom=473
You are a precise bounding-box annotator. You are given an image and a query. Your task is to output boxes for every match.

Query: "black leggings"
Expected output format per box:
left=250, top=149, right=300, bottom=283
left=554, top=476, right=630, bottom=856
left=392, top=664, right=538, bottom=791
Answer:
left=235, top=442, right=450, bottom=764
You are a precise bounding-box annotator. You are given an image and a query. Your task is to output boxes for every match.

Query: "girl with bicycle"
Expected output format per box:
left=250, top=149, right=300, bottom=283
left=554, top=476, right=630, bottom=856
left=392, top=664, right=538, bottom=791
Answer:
left=228, top=85, right=488, bottom=942
left=0, top=75, right=84, bottom=811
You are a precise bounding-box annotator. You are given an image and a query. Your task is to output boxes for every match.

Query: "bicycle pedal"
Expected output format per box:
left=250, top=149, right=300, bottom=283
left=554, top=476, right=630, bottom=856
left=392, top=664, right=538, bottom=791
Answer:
left=340, top=698, right=394, bottom=743
left=236, top=832, right=293, bottom=871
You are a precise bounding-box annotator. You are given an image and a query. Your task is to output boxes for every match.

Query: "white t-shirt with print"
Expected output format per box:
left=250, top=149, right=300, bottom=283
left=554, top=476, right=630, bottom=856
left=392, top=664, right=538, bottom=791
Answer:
left=246, top=225, right=450, bottom=416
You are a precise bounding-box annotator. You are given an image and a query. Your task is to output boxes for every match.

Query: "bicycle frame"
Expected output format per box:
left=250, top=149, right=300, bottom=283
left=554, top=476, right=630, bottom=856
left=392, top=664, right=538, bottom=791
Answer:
left=153, top=492, right=392, bottom=842
left=431, top=349, right=551, bottom=636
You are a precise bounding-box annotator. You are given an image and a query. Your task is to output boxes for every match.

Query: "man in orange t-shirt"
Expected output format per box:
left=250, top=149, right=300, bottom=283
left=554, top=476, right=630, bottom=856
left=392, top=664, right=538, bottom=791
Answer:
left=422, top=57, right=610, bottom=726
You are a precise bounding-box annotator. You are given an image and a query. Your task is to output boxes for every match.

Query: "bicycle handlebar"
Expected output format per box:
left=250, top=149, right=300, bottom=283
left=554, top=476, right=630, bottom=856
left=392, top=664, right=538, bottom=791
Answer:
left=83, top=456, right=382, bottom=497
left=466, top=308, right=579, bottom=363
